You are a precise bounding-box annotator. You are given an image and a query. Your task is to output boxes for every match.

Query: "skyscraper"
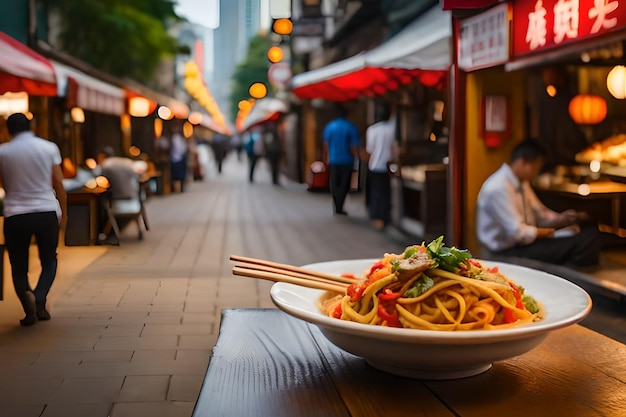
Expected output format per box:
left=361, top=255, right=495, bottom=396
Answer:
left=209, top=0, right=266, bottom=123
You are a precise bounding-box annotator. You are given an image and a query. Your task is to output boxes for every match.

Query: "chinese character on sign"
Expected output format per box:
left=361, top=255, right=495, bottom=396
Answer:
left=553, top=0, right=579, bottom=43
left=526, top=1, right=548, bottom=49
left=588, top=0, right=618, bottom=33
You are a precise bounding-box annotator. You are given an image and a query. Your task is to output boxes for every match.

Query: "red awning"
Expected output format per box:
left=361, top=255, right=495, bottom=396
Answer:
left=0, top=31, right=56, bottom=96
left=242, top=98, right=288, bottom=131
left=290, top=7, right=451, bottom=101
left=51, top=60, right=126, bottom=115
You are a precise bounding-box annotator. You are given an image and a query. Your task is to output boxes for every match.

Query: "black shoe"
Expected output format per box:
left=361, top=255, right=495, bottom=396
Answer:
left=19, top=291, right=37, bottom=326
left=335, top=210, right=348, bottom=215
left=37, top=307, right=51, bottom=321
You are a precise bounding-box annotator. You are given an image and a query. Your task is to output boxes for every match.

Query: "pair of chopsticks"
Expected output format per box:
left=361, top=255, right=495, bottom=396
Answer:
left=230, top=255, right=353, bottom=293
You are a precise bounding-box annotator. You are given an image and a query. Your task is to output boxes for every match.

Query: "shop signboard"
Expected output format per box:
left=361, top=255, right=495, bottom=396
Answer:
left=513, top=0, right=626, bottom=56
left=458, top=3, right=510, bottom=71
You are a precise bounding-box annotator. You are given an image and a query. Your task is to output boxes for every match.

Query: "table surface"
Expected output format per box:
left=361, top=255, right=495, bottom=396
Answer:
left=537, top=180, right=626, bottom=195
left=193, top=308, right=626, bottom=417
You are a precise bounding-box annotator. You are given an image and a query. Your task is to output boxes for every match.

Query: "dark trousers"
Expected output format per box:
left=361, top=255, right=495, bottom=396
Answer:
left=4, top=211, right=59, bottom=308
left=266, top=152, right=281, bottom=185
left=248, top=154, right=260, bottom=182
left=366, top=170, right=391, bottom=223
left=497, top=224, right=601, bottom=268
left=329, top=164, right=353, bottom=213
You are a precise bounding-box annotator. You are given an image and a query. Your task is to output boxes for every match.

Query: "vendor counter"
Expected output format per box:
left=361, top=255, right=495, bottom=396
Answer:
left=390, top=164, right=447, bottom=240
left=535, top=174, right=626, bottom=236
left=65, top=186, right=108, bottom=246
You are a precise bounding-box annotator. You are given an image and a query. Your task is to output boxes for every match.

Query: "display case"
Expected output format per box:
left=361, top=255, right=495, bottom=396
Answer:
left=391, top=164, right=447, bottom=240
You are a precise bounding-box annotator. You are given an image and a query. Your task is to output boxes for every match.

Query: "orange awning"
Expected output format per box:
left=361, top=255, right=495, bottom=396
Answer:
left=0, top=31, right=56, bottom=96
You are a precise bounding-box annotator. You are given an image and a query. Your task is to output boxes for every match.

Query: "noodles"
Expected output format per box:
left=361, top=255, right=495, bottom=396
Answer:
left=319, top=237, right=544, bottom=331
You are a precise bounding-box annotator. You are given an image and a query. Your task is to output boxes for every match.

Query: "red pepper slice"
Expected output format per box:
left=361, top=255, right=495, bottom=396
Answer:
left=503, top=283, right=525, bottom=324
left=378, top=289, right=401, bottom=302
left=376, top=293, right=402, bottom=328
left=468, top=259, right=483, bottom=268
left=347, top=283, right=365, bottom=302
left=330, top=302, right=342, bottom=319
left=368, top=261, right=385, bottom=277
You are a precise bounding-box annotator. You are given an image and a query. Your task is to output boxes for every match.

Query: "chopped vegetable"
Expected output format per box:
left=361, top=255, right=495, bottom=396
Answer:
left=403, top=276, right=435, bottom=298
left=426, top=236, right=472, bottom=272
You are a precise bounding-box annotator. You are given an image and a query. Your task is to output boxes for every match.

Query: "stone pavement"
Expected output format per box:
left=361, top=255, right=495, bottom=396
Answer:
left=0, top=154, right=624, bottom=417
left=0, top=155, right=416, bottom=417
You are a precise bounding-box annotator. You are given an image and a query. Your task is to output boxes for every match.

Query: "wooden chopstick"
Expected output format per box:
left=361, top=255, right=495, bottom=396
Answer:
left=232, top=266, right=347, bottom=293
left=229, top=255, right=357, bottom=285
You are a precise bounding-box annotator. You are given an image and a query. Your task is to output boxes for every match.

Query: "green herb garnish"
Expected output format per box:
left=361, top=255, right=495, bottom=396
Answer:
left=426, top=236, right=472, bottom=272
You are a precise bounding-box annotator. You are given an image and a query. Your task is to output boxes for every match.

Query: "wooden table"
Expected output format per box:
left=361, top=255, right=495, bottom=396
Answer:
left=65, top=186, right=108, bottom=245
left=536, top=180, right=626, bottom=234
left=193, top=308, right=626, bottom=417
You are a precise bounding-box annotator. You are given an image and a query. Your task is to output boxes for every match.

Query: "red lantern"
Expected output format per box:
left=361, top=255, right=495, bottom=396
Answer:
left=418, top=72, right=441, bottom=87
left=568, top=94, right=607, bottom=125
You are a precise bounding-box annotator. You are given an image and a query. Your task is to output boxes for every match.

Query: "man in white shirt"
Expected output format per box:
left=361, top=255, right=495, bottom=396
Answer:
left=477, top=139, right=600, bottom=267
left=364, top=103, right=398, bottom=230
left=0, top=113, right=67, bottom=326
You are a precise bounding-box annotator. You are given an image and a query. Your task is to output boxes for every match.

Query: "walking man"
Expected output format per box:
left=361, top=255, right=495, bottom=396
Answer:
left=0, top=113, right=67, bottom=326
left=323, top=104, right=360, bottom=215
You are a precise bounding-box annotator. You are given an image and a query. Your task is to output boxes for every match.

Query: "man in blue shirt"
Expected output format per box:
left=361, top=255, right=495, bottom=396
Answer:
left=323, top=104, right=360, bottom=215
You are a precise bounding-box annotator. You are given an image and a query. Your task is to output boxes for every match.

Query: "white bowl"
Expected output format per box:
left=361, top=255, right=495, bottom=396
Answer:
left=270, top=259, right=592, bottom=380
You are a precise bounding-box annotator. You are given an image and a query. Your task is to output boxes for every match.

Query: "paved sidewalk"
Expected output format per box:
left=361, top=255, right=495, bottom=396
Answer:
left=0, top=155, right=414, bottom=417
left=0, top=154, right=624, bottom=417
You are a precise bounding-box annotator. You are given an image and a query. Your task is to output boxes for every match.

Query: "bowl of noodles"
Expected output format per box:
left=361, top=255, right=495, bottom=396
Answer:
left=270, top=246, right=592, bottom=380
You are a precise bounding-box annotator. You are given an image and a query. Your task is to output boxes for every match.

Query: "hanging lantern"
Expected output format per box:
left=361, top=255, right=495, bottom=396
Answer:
left=249, top=82, right=267, bottom=99
left=273, top=18, right=293, bottom=35
left=129, top=96, right=157, bottom=117
left=418, top=72, right=441, bottom=88
left=267, top=46, right=283, bottom=63
left=568, top=94, right=607, bottom=125
left=607, top=65, right=626, bottom=99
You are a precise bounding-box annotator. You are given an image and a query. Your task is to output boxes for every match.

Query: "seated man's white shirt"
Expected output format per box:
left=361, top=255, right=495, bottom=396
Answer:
left=101, top=157, right=139, bottom=200
left=477, top=163, right=560, bottom=252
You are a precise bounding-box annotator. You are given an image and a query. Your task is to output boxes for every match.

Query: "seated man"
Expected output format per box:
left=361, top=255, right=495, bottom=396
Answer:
left=96, top=146, right=141, bottom=201
left=477, top=138, right=601, bottom=268
left=96, top=146, right=148, bottom=241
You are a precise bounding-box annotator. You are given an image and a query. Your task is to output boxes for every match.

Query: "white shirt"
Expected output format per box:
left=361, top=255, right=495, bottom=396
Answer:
left=477, top=163, right=560, bottom=252
left=170, top=133, right=188, bottom=163
left=0, top=131, right=62, bottom=219
left=101, top=157, right=140, bottom=200
left=365, top=119, right=396, bottom=172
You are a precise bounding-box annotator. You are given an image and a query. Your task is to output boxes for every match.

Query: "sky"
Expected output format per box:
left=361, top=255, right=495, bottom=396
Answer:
left=174, top=0, right=271, bottom=29
left=174, top=0, right=220, bottom=29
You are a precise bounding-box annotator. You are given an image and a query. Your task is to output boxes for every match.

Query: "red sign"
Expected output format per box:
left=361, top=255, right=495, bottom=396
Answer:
left=513, top=0, right=626, bottom=56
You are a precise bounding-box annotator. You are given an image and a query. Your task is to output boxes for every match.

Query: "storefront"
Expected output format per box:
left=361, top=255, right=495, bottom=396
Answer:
left=0, top=31, right=57, bottom=141
left=453, top=0, right=626, bottom=253
left=290, top=6, right=452, bottom=238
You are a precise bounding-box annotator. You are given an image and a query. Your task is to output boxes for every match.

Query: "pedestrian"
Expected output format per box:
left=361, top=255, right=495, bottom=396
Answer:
left=169, top=121, right=188, bottom=192
left=211, top=133, right=229, bottom=174
left=477, top=138, right=601, bottom=267
left=246, top=127, right=264, bottom=183
left=323, top=103, right=360, bottom=215
left=0, top=113, right=67, bottom=326
left=363, top=103, right=398, bottom=230
left=262, top=121, right=283, bottom=185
